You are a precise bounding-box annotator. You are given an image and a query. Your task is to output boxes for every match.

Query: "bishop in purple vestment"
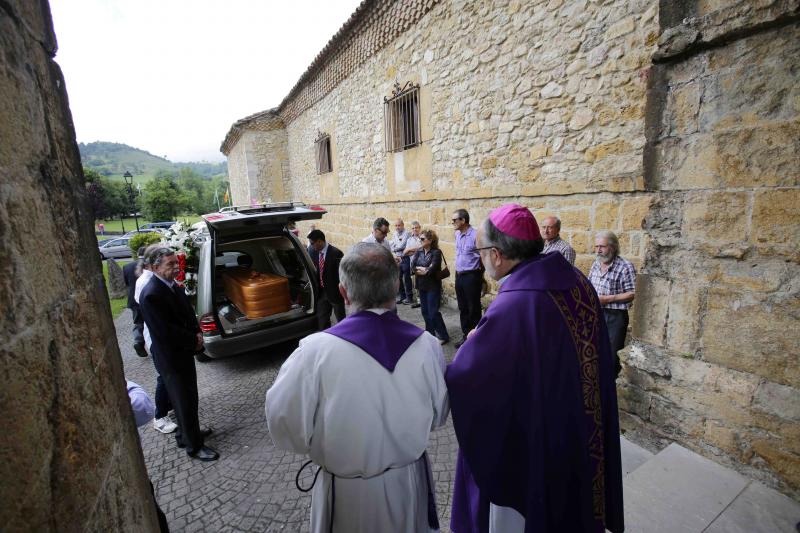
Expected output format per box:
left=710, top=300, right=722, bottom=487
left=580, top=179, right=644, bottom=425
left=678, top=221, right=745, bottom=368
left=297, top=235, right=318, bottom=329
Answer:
left=446, top=204, right=624, bottom=533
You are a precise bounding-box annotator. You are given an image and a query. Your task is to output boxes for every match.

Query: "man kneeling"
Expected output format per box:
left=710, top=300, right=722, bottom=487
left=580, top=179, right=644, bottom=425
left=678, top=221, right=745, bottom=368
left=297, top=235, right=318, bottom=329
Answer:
left=266, top=243, right=449, bottom=532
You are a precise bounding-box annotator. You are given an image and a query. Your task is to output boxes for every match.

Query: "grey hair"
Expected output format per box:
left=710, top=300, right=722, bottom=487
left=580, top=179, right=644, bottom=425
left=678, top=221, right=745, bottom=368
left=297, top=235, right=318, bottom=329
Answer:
left=142, top=243, right=164, bottom=265
left=544, top=215, right=561, bottom=230
left=481, top=218, right=544, bottom=260
left=410, top=220, right=420, bottom=227
left=339, top=243, right=399, bottom=310
left=595, top=230, right=619, bottom=256
left=148, top=247, right=176, bottom=267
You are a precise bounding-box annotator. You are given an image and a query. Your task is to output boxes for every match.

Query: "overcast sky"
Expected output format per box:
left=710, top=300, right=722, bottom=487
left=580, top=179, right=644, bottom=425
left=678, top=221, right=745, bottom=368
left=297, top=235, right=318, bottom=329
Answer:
left=49, top=0, right=363, bottom=162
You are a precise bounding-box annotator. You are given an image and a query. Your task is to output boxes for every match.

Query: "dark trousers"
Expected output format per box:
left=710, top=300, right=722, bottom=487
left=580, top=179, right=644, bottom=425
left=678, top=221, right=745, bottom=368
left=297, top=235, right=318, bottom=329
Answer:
left=154, top=374, right=173, bottom=420
left=150, top=481, right=170, bottom=532
left=419, top=288, right=449, bottom=341
left=399, top=256, right=414, bottom=301
left=318, top=293, right=346, bottom=329
left=160, top=362, right=203, bottom=454
left=455, top=270, right=483, bottom=337
left=131, top=307, right=145, bottom=346
left=603, top=308, right=629, bottom=376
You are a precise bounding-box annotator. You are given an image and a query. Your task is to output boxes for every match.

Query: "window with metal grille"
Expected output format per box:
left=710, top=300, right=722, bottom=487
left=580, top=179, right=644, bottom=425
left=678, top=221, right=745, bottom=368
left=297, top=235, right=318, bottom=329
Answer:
left=315, top=132, right=332, bottom=174
left=384, top=81, right=421, bottom=152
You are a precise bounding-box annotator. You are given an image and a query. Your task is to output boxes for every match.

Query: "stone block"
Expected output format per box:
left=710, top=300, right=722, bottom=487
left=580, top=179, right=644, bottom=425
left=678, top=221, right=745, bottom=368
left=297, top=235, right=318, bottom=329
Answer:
left=652, top=135, right=719, bottom=190
left=631, top=275, right=670, bottom=347
left=753, top=381, right=800, bottom=422
left=751, top=188, right=800, bottom=246
left=650, top=397, right=705, bottom=438
left=665, top=283, right=703, bottom=355
left=702, top=421, right=740, bottom=458
left=714, top=121, right=800, bottom=188
left=668, top=81, right=701, bottom=136
left=618, top=385, right=652, bottom=420
left=558, top=208, right=591, bottom=232
left=584, top=139, right=631, bottom=162
left=624, top=342, right=672, bottom=379
left=621, top=195, right=653, bottom=230
left=702, top=288, right=800, bottom=388
left=568, top=231, right=590, bottom=254
left=752, top=439, right=800, bottom=490
left=682, top=191, right=749, bottom=244
left=593, top=200, right=620, bottom=230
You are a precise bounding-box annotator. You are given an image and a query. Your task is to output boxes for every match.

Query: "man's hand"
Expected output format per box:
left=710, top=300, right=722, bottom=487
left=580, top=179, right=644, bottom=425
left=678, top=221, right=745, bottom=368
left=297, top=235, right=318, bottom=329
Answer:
left=195, top=332, right=204, bottom=352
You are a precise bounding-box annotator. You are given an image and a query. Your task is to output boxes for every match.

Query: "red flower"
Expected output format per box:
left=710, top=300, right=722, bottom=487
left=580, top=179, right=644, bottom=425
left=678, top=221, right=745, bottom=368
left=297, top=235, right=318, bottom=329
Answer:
left=176, top=271, right=186, bottom=282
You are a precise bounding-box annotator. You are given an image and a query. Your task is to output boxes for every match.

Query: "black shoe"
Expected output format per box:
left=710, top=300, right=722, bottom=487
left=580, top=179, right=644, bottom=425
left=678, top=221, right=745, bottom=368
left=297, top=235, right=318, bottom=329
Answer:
left=396, top=299, right=404, bottom=304
left=454, top=338, right=465, bottom=349
left=189, top=446, right=219, bottom=461
left=411, top=302, right=421, bottom=308
left=133, top=343, right=148, bottom=357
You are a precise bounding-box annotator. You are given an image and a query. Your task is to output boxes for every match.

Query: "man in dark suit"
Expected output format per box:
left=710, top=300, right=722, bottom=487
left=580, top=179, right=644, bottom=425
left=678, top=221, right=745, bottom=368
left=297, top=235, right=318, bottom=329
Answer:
left=123, top=247, right=148, bottom=357
left=139, top=247, right=219, bottom=461
left=307, top=230, right=346, bottom=329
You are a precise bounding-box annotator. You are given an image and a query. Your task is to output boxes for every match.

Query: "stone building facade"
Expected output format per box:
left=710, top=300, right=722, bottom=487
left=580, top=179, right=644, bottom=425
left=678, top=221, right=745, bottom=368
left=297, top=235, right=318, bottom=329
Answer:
left=1, top=1, right=160, bottom=531
left=222, top=0, right=800, bottom=497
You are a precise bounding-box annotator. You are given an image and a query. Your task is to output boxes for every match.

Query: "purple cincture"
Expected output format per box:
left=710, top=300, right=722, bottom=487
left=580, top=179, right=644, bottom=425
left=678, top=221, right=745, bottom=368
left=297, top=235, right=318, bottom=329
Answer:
left=326, top=310, right=424, bottom=372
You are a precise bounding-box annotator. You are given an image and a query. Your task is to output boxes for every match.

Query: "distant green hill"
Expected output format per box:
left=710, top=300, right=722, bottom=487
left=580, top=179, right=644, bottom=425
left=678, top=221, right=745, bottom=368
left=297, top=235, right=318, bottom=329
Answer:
left=78, top=141, right=226, bottom=179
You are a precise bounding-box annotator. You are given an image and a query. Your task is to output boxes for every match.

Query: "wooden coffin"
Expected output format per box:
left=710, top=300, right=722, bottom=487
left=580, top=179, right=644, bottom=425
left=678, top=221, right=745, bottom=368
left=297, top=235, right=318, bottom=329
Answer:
left=222, top=268, right=291, bottom=319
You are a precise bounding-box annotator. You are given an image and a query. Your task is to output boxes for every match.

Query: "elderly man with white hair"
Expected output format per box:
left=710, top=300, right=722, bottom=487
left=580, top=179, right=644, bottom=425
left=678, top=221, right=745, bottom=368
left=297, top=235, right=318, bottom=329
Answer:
left=588, top=230, right=636, bottom=377
left=266, top=243, right=449, bottom=533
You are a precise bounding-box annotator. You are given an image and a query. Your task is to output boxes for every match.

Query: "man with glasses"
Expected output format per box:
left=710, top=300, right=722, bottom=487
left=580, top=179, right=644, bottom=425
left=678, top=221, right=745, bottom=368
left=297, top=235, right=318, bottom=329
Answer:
left=446, top=204, right=623, bottom=533
left=362, top=217, right=392, bottom=252
left=452, top=209, right=483, bottom=348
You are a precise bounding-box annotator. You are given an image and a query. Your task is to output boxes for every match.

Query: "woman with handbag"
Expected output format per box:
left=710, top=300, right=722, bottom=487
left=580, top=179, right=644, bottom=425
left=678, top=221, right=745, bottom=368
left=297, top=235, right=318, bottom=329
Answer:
left=411, top=229, right=450, bottom=345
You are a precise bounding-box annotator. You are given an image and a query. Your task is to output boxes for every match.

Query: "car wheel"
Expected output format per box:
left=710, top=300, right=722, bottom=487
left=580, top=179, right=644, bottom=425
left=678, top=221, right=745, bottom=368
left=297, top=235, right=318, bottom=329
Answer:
left=195, top=351, right=212, bottom=362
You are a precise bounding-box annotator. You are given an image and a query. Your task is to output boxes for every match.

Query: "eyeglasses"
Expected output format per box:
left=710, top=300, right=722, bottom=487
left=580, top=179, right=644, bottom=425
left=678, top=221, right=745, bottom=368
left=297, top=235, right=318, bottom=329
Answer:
left=471, top=246, right=495, bottom=253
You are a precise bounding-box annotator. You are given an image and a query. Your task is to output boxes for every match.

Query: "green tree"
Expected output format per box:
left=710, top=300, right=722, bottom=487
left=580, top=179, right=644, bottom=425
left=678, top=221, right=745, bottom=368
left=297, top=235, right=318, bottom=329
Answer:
left=142, top=177, right=188, bottom=221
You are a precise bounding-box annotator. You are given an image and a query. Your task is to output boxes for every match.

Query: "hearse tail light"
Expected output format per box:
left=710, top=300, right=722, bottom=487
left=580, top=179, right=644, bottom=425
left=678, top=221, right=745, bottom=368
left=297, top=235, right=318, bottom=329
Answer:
left=199, top=313, right=219, bottom=334
left=309, top=205, right=326, bottom=211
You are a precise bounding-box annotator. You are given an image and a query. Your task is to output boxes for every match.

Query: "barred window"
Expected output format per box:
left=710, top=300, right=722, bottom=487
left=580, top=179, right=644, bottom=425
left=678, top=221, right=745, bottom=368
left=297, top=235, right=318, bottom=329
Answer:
left=315, top=132, right=332, bottom=174
left=384, top=82, right=420, bottom=152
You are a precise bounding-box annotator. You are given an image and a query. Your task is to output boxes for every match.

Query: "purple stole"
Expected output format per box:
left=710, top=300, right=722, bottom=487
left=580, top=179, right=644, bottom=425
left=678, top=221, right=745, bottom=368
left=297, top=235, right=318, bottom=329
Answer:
left=326, top=310, right=424, bottom=371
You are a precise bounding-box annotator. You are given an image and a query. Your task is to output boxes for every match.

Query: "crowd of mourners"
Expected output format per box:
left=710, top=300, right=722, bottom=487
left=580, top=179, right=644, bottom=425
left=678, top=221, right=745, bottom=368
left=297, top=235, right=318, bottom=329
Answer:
left=124, top=203, right=636, bottom=533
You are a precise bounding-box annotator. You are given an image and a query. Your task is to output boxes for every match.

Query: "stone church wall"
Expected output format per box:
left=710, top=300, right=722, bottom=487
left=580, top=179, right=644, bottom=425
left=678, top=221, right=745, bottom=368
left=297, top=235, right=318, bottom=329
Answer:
left=224, top=0, right=799, bottom=496
left=0, top=1, right=159, bottom=530
left=620, top=0, right=800, bottom=498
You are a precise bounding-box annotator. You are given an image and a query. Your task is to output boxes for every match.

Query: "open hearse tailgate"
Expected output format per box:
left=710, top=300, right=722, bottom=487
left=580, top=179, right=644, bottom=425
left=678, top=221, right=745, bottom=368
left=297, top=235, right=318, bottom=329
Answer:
left=202, top=202, right=326, bottom=237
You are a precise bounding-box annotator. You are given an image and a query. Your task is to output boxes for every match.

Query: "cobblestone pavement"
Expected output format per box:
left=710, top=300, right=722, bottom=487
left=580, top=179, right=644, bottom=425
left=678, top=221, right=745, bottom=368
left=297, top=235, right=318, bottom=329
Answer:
left=119, top=302, right=466, bottom=532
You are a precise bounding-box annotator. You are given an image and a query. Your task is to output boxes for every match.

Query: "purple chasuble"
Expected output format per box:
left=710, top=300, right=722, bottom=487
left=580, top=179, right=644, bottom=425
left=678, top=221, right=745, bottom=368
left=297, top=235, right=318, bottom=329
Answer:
left=446, top=252, right=624, bottom=533
left=326, top=310, right=425, bottom=372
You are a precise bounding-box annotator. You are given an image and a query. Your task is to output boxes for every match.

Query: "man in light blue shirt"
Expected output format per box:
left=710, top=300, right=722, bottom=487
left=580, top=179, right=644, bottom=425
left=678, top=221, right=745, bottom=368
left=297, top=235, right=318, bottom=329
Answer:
left=452, top=209, right=483, bottom=348
left=391, top=218, right=412, bottom=304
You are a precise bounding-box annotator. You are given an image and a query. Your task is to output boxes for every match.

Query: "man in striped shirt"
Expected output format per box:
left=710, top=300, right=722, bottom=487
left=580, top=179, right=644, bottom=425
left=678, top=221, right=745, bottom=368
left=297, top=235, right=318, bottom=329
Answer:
left=588, top=230, right=636, bottom=377
left=540, top=216, right=576, bottom=265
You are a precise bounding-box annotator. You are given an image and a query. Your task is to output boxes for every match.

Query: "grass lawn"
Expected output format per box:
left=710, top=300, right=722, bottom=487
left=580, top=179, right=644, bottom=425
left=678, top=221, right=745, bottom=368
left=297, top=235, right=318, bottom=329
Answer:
left=102, top=259, right=130, bottom=319
left=95, top=215, right=202, bottom=234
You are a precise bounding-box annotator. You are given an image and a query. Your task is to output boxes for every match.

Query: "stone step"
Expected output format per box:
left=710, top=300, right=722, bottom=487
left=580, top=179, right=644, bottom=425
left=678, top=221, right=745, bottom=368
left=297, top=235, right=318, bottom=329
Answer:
left=622, top=443, right=800, bottom=532
left=620, top=435, right=654, bottom=477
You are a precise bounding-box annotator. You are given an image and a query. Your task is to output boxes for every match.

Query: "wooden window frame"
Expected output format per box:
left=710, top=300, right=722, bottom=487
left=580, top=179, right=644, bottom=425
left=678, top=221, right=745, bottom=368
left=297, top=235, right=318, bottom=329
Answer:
left=315, top=132, right=332, bottom=174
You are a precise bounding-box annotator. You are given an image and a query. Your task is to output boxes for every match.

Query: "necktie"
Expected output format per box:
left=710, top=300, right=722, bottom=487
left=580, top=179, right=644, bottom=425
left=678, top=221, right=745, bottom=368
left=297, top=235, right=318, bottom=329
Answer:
left=319, top=252, right=325, bottom=287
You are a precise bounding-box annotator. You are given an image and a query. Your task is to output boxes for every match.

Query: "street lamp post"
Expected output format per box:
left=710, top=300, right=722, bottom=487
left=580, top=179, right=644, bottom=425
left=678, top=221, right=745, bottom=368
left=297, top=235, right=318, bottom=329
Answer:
left=123, top=171, right=140, bottom=231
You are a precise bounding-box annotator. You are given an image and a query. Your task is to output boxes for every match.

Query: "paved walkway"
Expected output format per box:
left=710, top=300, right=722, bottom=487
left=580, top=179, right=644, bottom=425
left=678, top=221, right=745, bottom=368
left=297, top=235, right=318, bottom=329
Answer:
left=119, top=303, right=463, bottom=532
left=119, top=302, right=800, bottom=532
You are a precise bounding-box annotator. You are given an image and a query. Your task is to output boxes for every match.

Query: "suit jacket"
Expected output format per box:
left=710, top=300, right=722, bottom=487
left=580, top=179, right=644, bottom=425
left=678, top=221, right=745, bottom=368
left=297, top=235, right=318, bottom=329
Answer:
left=139, top=275, right=200, bottom=374
left=307, top=244, right=344, bottom=304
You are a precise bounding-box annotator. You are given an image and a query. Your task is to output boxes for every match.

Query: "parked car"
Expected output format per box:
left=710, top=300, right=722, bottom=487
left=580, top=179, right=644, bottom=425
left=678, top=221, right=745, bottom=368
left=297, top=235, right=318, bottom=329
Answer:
left=142, top=221, right=177, bottom=231
left=123, top=228, right=164, bottom=237
left=98, top=237, right=132, bottom=259
left=194, top=202, right=326, bottom=359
